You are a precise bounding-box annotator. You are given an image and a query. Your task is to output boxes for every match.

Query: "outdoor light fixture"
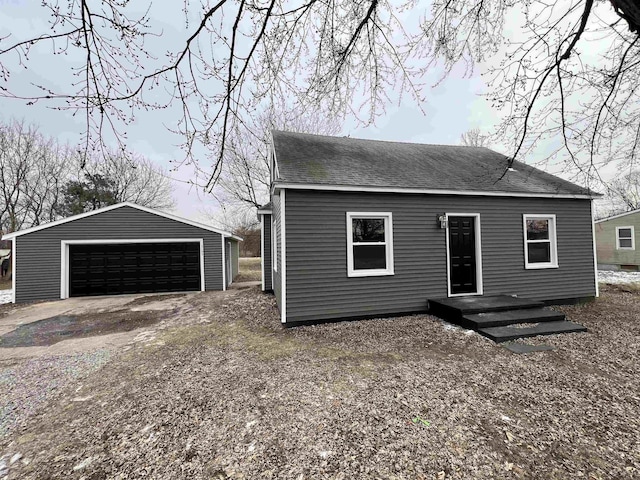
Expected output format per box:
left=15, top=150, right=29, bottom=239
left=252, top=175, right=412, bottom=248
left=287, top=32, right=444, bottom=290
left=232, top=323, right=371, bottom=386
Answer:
left=437, top=214, right=448, bottom=229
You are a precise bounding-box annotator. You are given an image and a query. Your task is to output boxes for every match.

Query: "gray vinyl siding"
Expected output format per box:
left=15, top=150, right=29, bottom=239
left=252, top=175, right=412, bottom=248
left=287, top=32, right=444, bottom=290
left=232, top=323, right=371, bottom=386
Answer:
left=224, top=239, right=232, bottom=286
left=262, top=214, right=273, bottom=290
left=15, top=206, right=224, bottom=303
left=272, top=193, right=282, bottom=309
left=284, top=189, right=596, bottom=324
left=230, top=240, right=239, bottom=279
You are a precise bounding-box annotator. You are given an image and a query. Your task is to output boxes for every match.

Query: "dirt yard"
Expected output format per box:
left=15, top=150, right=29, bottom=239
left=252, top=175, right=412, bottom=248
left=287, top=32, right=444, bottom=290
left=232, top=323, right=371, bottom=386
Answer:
left=0, top=285, right=638, bottom=479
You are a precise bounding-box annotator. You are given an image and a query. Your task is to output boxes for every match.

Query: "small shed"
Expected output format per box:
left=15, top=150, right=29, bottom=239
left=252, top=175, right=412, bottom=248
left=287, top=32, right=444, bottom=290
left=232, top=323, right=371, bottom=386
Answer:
left=595, top=208, right=640, bottom=271
left=4, top=202, right=242, bottom=303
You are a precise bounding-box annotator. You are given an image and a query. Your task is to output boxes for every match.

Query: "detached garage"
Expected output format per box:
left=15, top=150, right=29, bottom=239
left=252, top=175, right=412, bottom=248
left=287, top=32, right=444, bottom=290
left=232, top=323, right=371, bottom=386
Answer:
left=4, top=202, right=242, bottom=303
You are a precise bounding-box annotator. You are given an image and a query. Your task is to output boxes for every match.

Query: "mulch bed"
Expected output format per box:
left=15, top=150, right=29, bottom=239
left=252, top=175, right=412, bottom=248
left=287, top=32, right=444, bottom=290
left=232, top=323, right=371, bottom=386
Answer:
left=0, top=285, right=638, bottom=479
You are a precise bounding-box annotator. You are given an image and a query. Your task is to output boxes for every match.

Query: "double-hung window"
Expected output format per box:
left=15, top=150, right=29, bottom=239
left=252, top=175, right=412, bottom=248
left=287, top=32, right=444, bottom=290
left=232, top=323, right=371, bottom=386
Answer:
left=523, top=214, right=558, bottom=269
left=346, top=212, right=394, bottom=277
left=616, top=226, right=635, bottom=250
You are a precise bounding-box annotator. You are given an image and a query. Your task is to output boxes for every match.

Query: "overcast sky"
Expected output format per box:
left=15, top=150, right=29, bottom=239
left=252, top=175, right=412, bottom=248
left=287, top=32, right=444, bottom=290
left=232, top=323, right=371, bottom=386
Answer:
left=0, top=1, right=620, bottom=222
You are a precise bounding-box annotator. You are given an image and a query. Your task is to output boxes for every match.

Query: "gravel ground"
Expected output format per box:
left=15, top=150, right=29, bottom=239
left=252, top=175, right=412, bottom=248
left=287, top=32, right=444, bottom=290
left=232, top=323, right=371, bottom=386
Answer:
left=0, top=350, right=112, bottom=439
left=0, top=291, right=11, bottom=306
left=598, top=269, right=640, bottom=284
left=0, top=285, right=638, bottom=479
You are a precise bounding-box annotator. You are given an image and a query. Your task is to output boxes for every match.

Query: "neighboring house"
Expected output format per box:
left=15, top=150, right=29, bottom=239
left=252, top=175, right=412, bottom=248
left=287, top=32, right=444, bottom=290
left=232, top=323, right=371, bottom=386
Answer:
left=4, top=202, right=242, bottom=303
left=258, top=131, right=600, bottom=326
left=595, top=208, right=640, bottom=271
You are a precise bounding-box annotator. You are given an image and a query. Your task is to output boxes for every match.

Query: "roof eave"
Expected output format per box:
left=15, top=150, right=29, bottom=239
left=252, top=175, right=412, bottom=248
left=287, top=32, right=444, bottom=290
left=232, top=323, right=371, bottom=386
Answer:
left=595, top=207, right=640, bottom=223
left=273, top=181, right=598, bottom=200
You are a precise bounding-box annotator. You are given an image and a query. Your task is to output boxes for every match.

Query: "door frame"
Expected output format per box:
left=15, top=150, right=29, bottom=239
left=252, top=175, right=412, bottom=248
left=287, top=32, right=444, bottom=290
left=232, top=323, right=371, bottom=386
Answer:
left=60, top=238, right=205, bottom=299
left=445, top=213, right=484, bottom=297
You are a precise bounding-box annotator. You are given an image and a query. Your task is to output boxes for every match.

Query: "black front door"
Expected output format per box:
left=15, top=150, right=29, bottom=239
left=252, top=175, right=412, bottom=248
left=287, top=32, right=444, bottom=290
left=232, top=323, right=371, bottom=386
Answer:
left=448, top=216, right=477, bottom=294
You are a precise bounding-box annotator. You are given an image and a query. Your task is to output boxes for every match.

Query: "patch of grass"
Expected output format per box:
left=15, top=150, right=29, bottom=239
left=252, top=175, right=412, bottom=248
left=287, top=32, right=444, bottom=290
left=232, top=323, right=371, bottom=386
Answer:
left=161, top=321, right=301, bottom=360
left=161, top=318, right=404, bottom=369
left=235, top=257, right=261, bottom=282
left=239, top=257, right=261, bottom=271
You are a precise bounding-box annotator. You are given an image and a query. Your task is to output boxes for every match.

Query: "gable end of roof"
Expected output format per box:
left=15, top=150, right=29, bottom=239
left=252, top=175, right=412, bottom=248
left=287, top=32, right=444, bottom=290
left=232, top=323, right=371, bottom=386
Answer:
left=2, top=202, right=242, bottom=241
left=595, top=208, right=640, bottom=223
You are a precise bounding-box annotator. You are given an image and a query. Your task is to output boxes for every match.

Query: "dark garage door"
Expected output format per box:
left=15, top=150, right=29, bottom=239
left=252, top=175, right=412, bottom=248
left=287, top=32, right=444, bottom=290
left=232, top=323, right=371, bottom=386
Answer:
left=69, top=242, right=201, bottom=297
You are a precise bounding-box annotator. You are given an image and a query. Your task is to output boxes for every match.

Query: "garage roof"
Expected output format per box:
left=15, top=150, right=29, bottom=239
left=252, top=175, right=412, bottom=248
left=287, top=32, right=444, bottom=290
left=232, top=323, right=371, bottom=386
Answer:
left=2, top=202, right=243, bottom=241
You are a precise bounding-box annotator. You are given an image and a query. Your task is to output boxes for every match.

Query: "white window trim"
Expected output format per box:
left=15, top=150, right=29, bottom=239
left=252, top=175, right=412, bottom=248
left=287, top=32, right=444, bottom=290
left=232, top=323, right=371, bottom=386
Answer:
left=523, top=214, right=558, bottom=269
left=616, top=226, right=635, bottom=250
left=445, top=213, right=484, bottom=297
left=60, top=238, right=205, bottom=300
left=346, top=212, right=394, bottom=278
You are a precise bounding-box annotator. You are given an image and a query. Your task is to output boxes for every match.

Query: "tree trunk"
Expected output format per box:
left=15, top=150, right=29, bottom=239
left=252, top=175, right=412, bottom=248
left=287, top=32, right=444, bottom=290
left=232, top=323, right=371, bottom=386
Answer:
left=611, top=0, right=640, bottom=34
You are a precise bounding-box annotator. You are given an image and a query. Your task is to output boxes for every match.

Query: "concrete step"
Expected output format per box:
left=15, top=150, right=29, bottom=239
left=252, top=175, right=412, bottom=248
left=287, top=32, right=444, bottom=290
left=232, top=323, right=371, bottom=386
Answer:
left=462, top=308, right=565, bottom=329
left=478, top=321, right=587, bottom=343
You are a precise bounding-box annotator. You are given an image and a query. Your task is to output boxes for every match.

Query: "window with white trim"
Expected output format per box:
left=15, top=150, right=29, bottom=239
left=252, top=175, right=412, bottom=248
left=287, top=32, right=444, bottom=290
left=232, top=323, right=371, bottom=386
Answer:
left=346, top=212, right=394, bottom=277
left=616, top=226, right=635, bottom=250
left=523, top=214, right=558, bottom=269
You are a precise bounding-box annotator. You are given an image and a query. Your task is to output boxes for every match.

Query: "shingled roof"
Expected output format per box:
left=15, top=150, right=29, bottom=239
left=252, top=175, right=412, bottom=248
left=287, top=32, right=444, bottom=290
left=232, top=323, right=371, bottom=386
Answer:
left=272, top=130, right=596, bottom=197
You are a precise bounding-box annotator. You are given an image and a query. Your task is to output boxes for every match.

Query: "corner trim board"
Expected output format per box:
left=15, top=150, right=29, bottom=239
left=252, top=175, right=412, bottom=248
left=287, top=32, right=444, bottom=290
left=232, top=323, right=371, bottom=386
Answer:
left=281, top=189, right=287, bottom=323
left=261, top=215, right=265, bottom=291
left=591, top=200, right=599, bottom=298
left=221, top=236, right=226, bottom=291
left=11, top=239, right=16, bottom=304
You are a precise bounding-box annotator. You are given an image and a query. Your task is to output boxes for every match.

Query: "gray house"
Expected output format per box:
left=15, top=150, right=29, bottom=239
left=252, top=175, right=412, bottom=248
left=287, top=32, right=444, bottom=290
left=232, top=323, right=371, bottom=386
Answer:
left=259, top=131, right=600, bottom=326
left=4, top=202, right=241, bottom=303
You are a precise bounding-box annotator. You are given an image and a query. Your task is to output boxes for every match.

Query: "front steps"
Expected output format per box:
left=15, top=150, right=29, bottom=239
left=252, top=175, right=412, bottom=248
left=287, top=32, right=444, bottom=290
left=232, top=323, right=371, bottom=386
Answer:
left=428, top=295, right=587, bottom=343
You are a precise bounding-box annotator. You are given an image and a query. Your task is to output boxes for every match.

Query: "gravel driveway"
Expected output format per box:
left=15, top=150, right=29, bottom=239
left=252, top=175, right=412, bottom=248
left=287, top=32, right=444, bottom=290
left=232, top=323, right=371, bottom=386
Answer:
left=1, top=285, right=639, bottom=479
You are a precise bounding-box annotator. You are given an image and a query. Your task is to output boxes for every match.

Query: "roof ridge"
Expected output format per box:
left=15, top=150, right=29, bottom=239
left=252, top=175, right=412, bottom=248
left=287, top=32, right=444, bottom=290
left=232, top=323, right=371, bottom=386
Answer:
left=272, top=129, right=495, bottom=151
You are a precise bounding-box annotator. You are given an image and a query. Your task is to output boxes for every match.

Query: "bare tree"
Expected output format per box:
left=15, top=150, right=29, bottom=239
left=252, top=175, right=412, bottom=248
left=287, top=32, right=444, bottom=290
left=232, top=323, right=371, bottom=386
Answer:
left=0, top=119, right=72, bottom=233
left=218, top=104, right=341, bottom=212
left=460, top=129, right=490, bottom=148
left=205, top=104, right=341, bottom=230
left=0, top=118, right=175, bottom=236
left=92, top=151, right=176, bottom=210
left=604, top=170, right=640, bottom=214
left=1, top=1, right=640, bottom=189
